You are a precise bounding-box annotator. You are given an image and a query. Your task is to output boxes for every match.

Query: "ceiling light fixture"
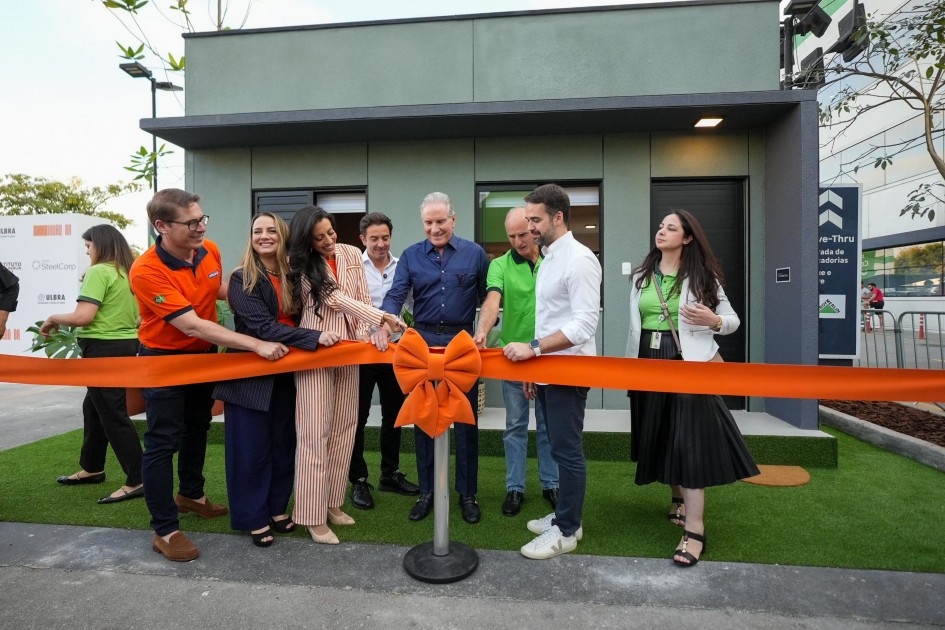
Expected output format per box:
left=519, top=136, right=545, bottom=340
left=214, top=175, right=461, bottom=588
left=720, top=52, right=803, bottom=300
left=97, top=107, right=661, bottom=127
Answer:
left=694, top=116, right=724, bottom=128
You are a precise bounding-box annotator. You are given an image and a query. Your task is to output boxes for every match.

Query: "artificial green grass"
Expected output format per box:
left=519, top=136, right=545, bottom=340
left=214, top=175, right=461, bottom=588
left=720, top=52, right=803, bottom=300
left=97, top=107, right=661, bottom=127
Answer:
left=1, top=425, right=941, bottom=572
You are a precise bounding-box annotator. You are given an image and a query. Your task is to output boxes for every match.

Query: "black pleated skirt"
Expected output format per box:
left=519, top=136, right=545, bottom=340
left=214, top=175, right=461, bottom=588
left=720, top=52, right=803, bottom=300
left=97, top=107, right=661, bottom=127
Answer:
left=629, top=330, right=760, bottom=488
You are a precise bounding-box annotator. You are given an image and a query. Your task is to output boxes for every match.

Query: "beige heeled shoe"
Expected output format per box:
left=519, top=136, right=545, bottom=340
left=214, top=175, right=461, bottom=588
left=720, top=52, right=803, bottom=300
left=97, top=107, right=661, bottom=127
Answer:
left=327, top=510, right=355, bottom=526
left=307, top=526, right=339, bottom=545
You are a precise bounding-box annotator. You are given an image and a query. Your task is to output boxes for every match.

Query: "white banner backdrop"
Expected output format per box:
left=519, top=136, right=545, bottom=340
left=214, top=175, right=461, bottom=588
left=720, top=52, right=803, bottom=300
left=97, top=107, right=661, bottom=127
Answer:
left=0, top=214, right=106, bottom=356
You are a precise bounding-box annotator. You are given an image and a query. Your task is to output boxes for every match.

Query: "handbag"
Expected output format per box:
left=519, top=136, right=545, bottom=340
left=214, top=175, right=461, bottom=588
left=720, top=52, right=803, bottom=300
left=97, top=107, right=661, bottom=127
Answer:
left=652, top=274, right=726, bottom=363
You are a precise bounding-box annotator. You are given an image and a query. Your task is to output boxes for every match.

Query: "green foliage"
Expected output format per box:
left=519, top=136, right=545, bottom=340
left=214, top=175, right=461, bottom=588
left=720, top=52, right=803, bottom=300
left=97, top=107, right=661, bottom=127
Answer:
left=902, top=182, right=943, bottom=221
left=102, top=0, right=149, bottom=11
left=819, top=0, right=945, bottom=222
left=124, top=144, right=173, bottom=187
left=893, top=241, right=945, bottom=272
left=115, top=41, right=145, bottom=60
left=167, top=52, right=185, bottom=72
left=25, top=322, right=82, bottom=359
left=216, top=299, right=233, bottom=328
left=0, top=174, right=138, bottom=229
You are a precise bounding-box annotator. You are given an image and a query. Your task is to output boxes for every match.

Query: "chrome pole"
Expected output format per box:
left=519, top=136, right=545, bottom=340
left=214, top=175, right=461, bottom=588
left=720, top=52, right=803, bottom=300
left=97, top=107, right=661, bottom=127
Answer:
left=432, top=429, right=449, bottom=556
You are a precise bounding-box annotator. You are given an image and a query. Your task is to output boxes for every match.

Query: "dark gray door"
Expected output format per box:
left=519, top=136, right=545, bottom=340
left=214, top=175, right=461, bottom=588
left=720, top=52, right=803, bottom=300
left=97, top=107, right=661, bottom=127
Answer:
left=651, top=179, right=746, bottom=410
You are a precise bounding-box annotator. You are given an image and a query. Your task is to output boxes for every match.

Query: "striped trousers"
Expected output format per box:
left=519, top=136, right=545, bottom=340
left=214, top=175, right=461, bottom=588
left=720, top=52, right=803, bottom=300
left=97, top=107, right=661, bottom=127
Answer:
left=293, top=364, right=359, bottom=526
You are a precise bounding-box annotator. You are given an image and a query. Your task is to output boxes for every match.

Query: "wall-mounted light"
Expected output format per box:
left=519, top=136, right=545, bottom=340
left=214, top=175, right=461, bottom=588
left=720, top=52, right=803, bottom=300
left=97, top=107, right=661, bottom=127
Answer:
left=694, top=116, right=724, bottom=128
left=585, top=224, right=597, bottom=229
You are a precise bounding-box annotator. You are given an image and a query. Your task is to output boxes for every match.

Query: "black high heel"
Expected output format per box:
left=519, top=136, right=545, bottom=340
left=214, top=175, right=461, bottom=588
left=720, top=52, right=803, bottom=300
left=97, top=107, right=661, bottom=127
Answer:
left=673, top=530, right=707, bottom=567
left=668, top=497, right=685, bottom=526
left=251, top=526, right=274, bottom=548
left=269, top=516, right=295, bottom=534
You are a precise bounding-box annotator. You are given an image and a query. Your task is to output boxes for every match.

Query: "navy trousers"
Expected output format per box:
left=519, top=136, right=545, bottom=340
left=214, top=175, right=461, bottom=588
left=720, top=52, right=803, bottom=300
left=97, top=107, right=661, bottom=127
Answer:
left=413, top=328, right=479, bottom=497
left=349, top=363, right=406, bottom=483
left=224, top=373, right=297, bottom=531
left=537, top=384, right=589, bottom=538
left=140, top=347, right=216, bottom=536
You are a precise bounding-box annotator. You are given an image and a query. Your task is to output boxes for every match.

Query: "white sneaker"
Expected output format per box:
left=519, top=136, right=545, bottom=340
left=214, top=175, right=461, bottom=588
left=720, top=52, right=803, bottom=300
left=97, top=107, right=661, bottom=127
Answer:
left=520, top=525, right=577, bottom=560
left=526, top=512, right=583, bottom=540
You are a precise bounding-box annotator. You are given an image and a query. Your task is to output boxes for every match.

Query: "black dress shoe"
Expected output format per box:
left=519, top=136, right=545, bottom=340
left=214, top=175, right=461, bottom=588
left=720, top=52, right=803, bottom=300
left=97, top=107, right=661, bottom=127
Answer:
left=350, top=479, right=374, bottom=510
left=379, top=471, right=420, bottom=496
left=501, top=490, right=524, bottom=517
left=459, top=495, right=481, bottom=524
left=409, top=493, right=433, bottom=521
left=542, top=488, right=559, bottom=509
left=97, top=486, right=144, bottom=504
left=57, top=472, right=106, bottom=486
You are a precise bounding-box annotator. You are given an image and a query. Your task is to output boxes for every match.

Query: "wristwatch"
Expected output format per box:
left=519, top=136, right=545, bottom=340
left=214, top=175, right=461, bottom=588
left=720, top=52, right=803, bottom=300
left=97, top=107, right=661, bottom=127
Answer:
left=530, top=338, right=542, bottom=357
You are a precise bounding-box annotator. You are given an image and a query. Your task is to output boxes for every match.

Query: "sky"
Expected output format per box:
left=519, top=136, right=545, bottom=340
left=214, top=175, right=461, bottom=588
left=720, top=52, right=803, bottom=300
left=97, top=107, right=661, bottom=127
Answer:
left=1, top=0, right=640, bottom=250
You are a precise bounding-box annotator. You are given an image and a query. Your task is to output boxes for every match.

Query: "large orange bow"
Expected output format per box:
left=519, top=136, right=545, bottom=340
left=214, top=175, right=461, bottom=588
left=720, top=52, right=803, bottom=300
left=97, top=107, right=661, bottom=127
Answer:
left=392, top=329, right=482, bottom=438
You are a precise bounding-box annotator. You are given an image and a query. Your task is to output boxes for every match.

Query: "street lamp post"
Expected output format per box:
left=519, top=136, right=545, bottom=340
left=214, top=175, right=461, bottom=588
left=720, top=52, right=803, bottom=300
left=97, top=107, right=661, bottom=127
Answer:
left=119, top=62, right=182, bottom=192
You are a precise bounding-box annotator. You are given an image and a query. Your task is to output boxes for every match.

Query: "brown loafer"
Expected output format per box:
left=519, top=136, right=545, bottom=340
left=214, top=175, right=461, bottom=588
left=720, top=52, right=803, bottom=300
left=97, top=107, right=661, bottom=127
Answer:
left=175, top=494, right=228, bottom=519
left=152, top=531, right=199, bottom=562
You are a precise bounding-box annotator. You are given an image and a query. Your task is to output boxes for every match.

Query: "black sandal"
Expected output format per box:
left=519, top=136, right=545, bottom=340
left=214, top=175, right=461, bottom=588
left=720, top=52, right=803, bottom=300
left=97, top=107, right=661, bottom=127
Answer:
left=673, top=530, right=707, bottom=567
left=668, top=497, right=685, bottom=526
left=251, top=527, right=274, bottom=548
left=269, top=516, right=295, bottom=534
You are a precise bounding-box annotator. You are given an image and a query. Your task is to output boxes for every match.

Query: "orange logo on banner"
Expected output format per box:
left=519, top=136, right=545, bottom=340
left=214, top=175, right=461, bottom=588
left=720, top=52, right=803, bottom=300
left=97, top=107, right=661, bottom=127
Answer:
left=33, top=224, right=67, bottom=237
left=1, top=328, right=20, bottom=341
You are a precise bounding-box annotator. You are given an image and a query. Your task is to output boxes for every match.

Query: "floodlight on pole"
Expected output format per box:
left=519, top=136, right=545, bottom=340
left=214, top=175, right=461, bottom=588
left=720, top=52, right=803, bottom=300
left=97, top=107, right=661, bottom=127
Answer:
left=119, top=63, right=182, bottom=193
left=781, top=0, right=832, bottom=90
left=119, top=61, right=153, bottom=80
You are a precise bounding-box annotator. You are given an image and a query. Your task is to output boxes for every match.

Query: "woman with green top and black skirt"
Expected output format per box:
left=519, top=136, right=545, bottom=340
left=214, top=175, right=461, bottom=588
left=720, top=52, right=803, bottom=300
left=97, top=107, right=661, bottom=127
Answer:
left=626, top=210, right=758, bottom=567
left=42, top=224, right=144, bottom=505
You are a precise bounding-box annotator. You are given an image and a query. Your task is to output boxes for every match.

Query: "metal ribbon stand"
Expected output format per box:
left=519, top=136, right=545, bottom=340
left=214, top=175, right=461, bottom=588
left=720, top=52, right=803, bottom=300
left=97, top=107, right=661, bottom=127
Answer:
left=402, top=385, right=479, bottom=583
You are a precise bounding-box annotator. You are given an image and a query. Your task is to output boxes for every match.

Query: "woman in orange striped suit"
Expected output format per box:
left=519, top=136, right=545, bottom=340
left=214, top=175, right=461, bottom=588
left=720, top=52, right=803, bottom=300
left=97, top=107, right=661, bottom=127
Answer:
left=288, top=206, right=402, bottom=544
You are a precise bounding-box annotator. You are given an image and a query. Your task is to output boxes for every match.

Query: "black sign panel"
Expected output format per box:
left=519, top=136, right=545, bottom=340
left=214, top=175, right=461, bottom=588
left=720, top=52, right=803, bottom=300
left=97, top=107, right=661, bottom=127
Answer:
left=818, top=184, right=861, bottom=358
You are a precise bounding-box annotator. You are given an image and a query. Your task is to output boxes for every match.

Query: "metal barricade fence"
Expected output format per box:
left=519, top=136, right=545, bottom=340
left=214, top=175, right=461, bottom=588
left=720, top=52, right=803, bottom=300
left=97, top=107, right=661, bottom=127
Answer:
left=857, top=309, right=945, bottom=370
left=858, top=309, right=900, bottom=368
left=897, top=311, right=945, bottom=370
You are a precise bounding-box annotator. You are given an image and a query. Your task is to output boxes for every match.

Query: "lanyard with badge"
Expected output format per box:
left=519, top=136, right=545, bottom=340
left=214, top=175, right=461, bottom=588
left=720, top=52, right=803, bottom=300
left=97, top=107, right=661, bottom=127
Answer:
left=650, top=272, right=683, bottom=357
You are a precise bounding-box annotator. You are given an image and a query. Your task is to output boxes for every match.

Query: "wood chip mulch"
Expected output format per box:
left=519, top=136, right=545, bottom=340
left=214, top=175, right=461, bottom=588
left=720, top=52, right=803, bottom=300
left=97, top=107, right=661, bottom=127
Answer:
left=821, top=400, right=945, bottom=449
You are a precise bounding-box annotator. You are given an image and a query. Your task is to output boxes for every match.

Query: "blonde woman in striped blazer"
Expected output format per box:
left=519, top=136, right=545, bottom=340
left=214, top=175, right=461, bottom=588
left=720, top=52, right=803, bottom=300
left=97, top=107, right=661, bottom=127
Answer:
left=288, top=206, right=403, bottom=545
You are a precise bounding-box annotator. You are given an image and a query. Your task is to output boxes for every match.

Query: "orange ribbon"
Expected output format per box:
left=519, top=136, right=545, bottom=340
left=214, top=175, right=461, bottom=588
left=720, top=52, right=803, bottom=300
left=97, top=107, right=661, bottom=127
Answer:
left=2, top=336, right=945, bottom=403
left=391, top=329, right=481, bottom=438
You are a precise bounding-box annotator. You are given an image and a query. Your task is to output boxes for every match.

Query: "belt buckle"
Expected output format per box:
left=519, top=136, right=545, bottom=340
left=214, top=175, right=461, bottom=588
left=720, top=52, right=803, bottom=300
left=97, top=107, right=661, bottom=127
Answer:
left=436, top=324, right=446, bottom=335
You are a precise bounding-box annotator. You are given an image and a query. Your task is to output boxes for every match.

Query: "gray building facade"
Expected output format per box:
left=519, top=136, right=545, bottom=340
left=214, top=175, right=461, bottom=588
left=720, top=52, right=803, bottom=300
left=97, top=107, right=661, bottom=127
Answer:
left=144, top=0, right=820, bottom=428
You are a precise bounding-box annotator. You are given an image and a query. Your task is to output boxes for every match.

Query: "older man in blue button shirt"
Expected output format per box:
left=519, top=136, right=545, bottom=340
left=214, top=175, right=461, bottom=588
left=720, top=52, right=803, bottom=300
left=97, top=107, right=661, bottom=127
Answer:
left=381, top=192, right=489, bottom=524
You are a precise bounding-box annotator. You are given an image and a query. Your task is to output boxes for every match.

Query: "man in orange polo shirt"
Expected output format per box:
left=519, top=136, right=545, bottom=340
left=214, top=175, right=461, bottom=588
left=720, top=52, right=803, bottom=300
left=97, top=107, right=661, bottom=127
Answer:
left=131, top=188, right=289, bottom=562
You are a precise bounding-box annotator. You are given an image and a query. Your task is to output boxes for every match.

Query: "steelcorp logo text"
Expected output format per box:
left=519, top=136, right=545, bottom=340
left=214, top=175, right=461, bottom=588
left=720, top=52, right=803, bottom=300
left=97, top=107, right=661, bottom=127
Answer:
left=32, top=260, right=78, bottom=272
left=1, top=261, right=22, bottom=271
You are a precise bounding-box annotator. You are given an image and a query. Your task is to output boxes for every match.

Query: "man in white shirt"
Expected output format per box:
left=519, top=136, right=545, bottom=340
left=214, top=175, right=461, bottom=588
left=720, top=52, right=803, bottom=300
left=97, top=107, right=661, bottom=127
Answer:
left=504, top=183, right=602, bottom=560
left=349, top=213, right=419, bottom=509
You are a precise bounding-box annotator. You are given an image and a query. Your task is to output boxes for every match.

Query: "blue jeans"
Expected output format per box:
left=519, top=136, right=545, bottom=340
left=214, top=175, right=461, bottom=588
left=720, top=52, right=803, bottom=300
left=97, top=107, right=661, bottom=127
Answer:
left=502, top=380, right=558, bottom=493
left=537, top=384, right=588, bottom=538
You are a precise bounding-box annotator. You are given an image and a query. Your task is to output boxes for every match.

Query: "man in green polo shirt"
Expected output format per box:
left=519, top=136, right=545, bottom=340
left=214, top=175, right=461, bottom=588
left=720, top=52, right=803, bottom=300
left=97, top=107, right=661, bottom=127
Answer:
left=475, top=207, right=559, bottom=517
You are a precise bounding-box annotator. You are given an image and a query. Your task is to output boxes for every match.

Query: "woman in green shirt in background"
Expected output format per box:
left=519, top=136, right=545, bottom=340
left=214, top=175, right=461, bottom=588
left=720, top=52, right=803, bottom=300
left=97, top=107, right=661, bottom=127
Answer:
left=42, top=224, right=144, bottom=505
